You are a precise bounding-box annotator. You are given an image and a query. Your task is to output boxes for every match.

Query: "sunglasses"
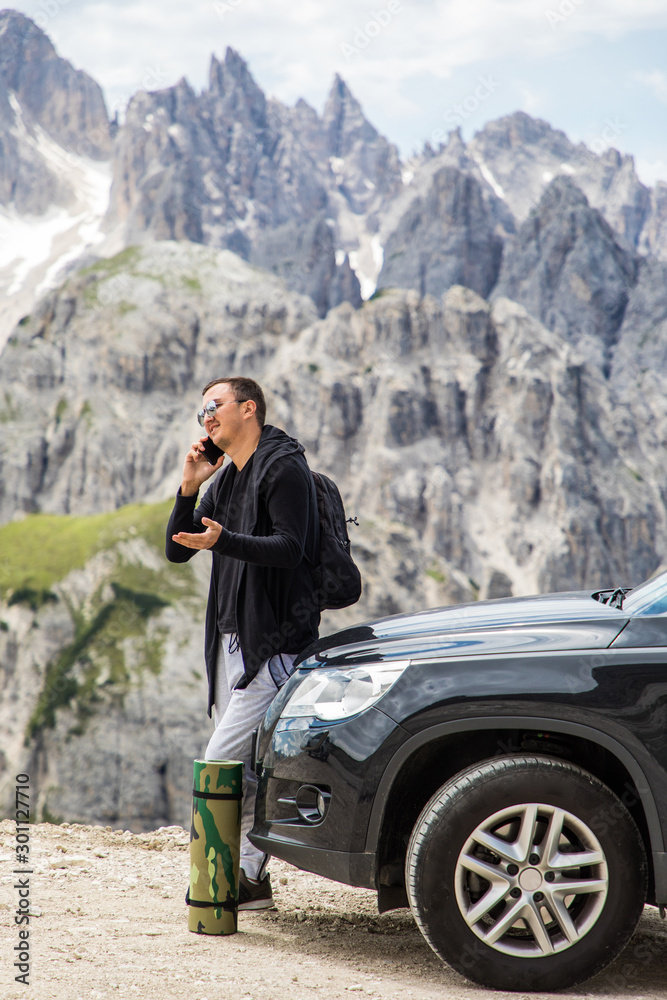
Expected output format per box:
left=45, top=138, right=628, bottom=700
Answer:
left=197, top=398, right=248, bottom=427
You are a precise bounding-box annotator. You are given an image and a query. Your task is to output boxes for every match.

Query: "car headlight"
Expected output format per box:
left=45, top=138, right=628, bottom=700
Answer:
left=279, top=660, right=410, bottom=721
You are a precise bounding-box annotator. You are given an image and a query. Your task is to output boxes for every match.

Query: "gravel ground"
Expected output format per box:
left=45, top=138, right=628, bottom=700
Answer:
left=1, top=820, right=666, bottom=1000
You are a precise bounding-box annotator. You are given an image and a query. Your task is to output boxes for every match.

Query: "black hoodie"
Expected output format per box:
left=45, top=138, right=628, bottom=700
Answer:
left=165, top=425, right=320, bottom=713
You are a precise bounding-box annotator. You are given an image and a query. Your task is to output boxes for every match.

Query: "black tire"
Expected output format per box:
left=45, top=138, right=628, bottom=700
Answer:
left=405, top=755, right=647, bottom=992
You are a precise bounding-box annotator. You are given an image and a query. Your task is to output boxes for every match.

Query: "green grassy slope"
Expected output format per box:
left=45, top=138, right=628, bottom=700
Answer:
left=0, top=501, right=200, bottom=741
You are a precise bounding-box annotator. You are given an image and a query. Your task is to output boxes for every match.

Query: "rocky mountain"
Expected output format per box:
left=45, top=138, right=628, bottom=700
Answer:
left=105, top=56, right=406, bottom=314
left=639, top=180, right=667, bottom=259
left=373, top=111, right=661, bottom=308
left=321, top=74, right=402, bottom=213
left=0, top=242, right=318, bottom=520
left=377, top=164, right=504, bottom=299
left=2, top=11, right=667, bottom=341
left=0, top=10, right=109, bottom=211
left=0, top=11, right=112, bottom=343
left=492, top=177, right=639, bottom=369
left=466, top=112, right=653, bottom=252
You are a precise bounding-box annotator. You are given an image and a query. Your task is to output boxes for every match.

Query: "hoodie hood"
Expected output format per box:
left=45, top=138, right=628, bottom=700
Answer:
left=241, top=424, right=306, bottom=533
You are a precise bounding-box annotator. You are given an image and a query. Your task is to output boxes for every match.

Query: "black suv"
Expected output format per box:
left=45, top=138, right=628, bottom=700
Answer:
left=251, top=572, right=667, bottom=991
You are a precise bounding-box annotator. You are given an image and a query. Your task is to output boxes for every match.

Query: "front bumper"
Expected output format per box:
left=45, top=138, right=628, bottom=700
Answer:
left=250, top=706, right=404, bottom=889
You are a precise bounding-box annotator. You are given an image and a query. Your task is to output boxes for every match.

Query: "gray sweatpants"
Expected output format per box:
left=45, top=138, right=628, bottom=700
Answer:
left=204, top=635, right=296, bottom=880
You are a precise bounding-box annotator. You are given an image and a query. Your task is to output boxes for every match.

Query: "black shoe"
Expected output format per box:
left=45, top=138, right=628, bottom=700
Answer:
left=238, top=869, right=274, bottom=911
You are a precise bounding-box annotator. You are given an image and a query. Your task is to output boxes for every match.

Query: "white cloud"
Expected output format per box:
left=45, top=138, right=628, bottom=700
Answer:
left=635, top=157, right=667, bottom=187
left=633, top=70, right=667, bottom=105
left=6, top=0, right=667, bottom=159
left=12, top=0, right=667, bottom=109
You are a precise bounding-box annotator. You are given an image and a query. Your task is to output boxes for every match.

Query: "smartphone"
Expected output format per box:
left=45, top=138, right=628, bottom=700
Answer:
left=201, top=437, right=224, bottom=465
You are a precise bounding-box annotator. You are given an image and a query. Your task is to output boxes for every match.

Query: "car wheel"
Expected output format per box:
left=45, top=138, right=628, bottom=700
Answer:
left=405, top=755, right=647, bottom=991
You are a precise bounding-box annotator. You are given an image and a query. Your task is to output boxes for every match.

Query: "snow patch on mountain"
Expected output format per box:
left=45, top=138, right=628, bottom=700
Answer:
left=0, top=152, right=110, bottom=296
left=0, top=144, right=111, bottom=349
left=473, top=155, right=505, bottom=200
left=349, top=235, right=384, bottom=300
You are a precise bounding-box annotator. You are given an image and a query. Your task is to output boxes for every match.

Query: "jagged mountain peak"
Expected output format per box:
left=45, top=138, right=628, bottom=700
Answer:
left=206, top=46, right=266, bottom=128
left=494, top=174, right=638, bottom=359
left=0, top=8, right=54, bottom=65
left=473, top=110, right=574, bottom=156
left=106, top=50, right=361, bottom=312
left=209, top=46, right=261, bottom=95
left=3, top=12, right=667, bottom=354
left=443, top=126, right=466, bottom=152
left=0, top=8, right=46, bottom=40
left=322, top=73, right=379, bottom=156
left=174, top=75, right=195, bottom=97
left=599, top=145, right=630, bottom=170
left=327, top=72, right=355, bottom=103
left=294, top=95, right=316, bottom=113
left=0, top=8, right=109, bottom=157
left=428, top=126, right=480, bottom=174
left=289, top=95, right=320, bottom=134
left=318, top=72, right=402, bottom=213
left=467, top=109, right=651, bottom=250
left=127, top=74, right=196, bottom=118
left=519, top=172, right=632, bottom=257
left=377, top=162, right=504, bottom=299
left=526, top=175, right=637, bottom=264
left=534, top=173, right=590, bottom=212
left=0, top=13, right=113, bottom=348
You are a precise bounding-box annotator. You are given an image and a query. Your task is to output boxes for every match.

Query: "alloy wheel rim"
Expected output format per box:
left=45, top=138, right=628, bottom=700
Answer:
left=454, top=802, right=609, bottom=957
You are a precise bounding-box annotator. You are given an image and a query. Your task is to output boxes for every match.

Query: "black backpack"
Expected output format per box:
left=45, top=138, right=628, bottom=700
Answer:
left=309, top=471, right=362, bottom=611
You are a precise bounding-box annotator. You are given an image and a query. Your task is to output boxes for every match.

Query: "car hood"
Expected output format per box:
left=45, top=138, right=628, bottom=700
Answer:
left=300, top=591, right=630, bottom=666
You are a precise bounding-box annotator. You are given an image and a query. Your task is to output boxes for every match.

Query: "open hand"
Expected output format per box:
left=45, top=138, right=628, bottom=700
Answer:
left=171, top=517, right=223, bottom=550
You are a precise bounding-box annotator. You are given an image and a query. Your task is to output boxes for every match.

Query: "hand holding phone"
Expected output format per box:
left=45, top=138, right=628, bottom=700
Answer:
left=200, top=437, right=224, bottom=465
left=180, top=437, right=225, bottom=496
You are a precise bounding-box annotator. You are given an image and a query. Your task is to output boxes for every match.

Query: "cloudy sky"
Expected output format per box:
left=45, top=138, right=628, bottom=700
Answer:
left=8, top=0, right=667, bottom=184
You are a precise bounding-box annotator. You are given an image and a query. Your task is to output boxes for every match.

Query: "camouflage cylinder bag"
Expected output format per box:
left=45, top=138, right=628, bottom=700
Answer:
left=187, top=758, right=243, bottom=934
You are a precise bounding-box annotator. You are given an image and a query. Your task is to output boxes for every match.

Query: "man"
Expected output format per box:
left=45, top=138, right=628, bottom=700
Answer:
left=166, top=376, right=319, bottom=909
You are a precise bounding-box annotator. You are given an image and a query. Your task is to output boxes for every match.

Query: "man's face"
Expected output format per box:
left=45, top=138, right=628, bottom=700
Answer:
left=202, top=383, right=246, bottom=451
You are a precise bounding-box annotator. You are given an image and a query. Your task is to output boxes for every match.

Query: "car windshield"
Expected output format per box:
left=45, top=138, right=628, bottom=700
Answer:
left=622, top=570, right=667, bottom=616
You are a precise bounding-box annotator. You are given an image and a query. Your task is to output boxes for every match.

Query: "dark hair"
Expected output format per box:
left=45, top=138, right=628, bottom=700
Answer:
left=201, top=376, right=266, bottom=428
